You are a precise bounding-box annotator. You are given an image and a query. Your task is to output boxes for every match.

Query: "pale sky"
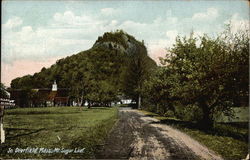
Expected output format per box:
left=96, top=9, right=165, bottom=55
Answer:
left=1, top=0, right=249, bottom=86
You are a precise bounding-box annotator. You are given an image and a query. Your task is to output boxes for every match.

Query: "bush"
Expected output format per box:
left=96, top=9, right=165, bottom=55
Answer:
left=175, top=104, right=203, bottom=122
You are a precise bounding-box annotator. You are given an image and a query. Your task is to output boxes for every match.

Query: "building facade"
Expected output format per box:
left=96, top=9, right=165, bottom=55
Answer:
left=9, top=81, right=70, bottom=107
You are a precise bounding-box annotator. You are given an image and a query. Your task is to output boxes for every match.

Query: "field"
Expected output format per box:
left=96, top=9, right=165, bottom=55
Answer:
left=138, top=109, right=249, bottom=160
left=216, top=107, right=249, bottom=122
left=0, top=107, right=118, bottom=159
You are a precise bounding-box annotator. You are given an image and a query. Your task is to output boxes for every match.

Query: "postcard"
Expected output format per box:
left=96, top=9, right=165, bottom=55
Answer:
left=0, top=0, right=249, bottom=159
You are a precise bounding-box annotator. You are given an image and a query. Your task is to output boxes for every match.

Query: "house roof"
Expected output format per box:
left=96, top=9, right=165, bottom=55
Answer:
left=9, top=88, right=70, bottom=101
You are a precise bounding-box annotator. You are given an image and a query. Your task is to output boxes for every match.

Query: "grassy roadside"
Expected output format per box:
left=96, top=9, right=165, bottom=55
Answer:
left=138, top=110, right=248, bottom=160
left=0, top=106, right=118, bottom=159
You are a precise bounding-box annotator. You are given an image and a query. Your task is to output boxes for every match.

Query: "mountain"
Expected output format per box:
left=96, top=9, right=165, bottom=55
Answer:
left=10, top=30, right=157, bottom=106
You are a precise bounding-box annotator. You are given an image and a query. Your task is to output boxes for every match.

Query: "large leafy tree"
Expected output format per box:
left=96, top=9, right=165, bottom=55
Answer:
left=142, top=66, right=175, bottom=114
left=159, top=27, right=249, bottom=128
left=123, top=41, right=157, bottom=108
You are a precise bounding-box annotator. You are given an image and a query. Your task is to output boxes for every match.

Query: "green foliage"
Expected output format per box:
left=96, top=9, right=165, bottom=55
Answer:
left=95, top=29, right=132, bottom=48
left=123, top=43, right=157, bottom=106
left=0, top=83, right=9, bottom=98
left=142, top=26, right=249, bottom=128
left=142, top=67, right=174, bottom=114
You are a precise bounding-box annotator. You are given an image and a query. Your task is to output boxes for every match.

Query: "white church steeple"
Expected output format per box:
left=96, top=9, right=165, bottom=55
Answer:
left=52, top=80, right=57, bottom=91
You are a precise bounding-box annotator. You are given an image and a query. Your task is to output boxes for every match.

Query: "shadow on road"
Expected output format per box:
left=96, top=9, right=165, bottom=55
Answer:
left=157, top=118, right=248, bottom=142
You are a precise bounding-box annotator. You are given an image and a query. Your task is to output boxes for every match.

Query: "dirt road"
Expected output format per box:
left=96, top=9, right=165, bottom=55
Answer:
left=95, top=108, right=222, bottom=160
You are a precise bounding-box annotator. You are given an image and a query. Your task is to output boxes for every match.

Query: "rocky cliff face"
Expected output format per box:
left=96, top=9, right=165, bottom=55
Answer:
left=92, top=30, right=143, bottom=56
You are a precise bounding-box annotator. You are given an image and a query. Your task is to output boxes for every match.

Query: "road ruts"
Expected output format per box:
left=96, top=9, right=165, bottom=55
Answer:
left=95, top=107, right=221, bottom=160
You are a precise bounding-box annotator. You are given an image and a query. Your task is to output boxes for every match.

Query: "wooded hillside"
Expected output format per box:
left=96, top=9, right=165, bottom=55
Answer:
left=10, top=30, right=156, bottom=107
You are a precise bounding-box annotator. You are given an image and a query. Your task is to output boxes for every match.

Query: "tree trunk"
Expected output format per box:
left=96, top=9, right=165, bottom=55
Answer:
left=199, top=100, right=214, bottom=129
left=88, top=101, right=91, bottom=109
left=138, top=95, right=141, bottom=109
left=80, top=95, right=84, bottom=106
